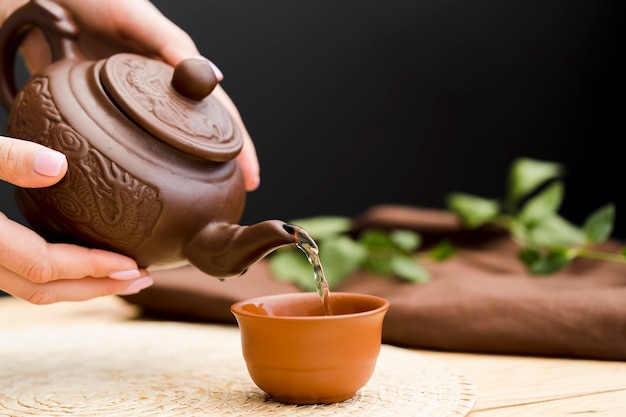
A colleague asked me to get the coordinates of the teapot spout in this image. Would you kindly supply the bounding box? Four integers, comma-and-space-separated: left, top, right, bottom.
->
184, 220, 298, 278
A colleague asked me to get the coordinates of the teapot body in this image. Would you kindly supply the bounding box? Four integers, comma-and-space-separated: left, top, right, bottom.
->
0, 0, 299, 278
8, 57, 246, 269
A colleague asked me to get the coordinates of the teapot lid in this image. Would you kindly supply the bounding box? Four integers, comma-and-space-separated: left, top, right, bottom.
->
100, 54, 243, 162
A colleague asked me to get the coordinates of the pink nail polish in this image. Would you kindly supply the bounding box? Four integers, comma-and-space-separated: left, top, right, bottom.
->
208, 60, 224, 81
191, 55, 224, 81
109, 269, 141, 280
33, 150, 66, 177
248, 175, 261, 191
117, 276, 154, 295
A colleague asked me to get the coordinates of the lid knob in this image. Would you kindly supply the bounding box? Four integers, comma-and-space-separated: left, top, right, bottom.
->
171, 58, 218, 101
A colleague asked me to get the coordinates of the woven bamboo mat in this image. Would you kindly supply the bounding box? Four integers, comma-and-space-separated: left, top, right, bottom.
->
0, 321, 476, 416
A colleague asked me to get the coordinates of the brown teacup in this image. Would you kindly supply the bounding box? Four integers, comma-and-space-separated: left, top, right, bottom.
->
230, 292, 389, 405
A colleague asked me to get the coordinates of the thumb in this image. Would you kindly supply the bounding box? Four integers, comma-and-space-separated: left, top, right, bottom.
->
0, 136, 67, 188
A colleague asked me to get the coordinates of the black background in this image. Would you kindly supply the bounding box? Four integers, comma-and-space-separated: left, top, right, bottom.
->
1, 0, 623, 238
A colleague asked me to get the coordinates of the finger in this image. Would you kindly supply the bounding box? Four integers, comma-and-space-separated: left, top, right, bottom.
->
0, 212, 141, 283
0, 0, 27, 21
212, 86, 261, 191
104, 0, 200, 66
15, 0, 198, 70
238, 134, 261, 192
0, 267, 154, 304
17, 27, 51, 73
0, 136, 67, 187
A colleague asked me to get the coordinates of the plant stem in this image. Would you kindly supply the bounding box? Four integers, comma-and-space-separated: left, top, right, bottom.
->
576, 248, 626, 264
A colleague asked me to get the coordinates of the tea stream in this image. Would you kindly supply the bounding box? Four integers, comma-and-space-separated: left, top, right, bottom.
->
285, 224, 333, 316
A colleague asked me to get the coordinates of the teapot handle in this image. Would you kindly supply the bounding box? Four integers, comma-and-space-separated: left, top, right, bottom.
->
0, 0, 81, 111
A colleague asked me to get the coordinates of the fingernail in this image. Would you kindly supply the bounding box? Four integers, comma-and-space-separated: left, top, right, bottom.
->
109, 269, 141, 280
193, 55, 224, 81
117, 276, 154, 295
247, 175, 260, 191
208, 61, 224, 81
33, 149, 66, 177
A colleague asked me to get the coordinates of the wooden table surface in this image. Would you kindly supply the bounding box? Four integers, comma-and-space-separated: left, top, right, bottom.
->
1, 295, 624, 416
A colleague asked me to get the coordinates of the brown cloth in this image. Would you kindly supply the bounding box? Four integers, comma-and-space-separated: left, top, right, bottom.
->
122, 205, 626, 361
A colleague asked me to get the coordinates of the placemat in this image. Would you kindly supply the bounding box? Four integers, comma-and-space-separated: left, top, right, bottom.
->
0, 321, 476, 416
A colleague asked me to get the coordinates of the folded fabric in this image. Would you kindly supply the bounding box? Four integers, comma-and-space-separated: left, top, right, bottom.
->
121, 205, 626, 361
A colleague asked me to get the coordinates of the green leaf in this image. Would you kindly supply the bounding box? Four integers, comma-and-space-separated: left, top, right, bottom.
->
270, 235, 367, 291
269, 248, 317, 291
318, 236, 367, 287
359, 229, 397, 251
518, 247, 573, 274
583, 204, 615, 243
362, 256, 394, 275
429, 239, 456, 261
526, 214, 586, 248
359, 230, 397, 275
517, 181, 564, 226
390, 255, 430, 283
506, 158, 563, 211
359, 229, 429, 281
389, 229, 421, 252
509, 219, 531, 246
288, 216, 352, 240
446, 192, 500, 228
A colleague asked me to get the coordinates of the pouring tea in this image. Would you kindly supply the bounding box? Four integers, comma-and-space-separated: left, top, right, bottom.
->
0, 0, 306, 278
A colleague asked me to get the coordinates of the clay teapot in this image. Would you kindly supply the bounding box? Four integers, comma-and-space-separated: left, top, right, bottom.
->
0, 0, 299, 277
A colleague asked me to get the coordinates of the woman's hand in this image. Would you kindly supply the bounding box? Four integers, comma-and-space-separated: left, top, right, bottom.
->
0, 136, 154, 304
0, 0, 263, 303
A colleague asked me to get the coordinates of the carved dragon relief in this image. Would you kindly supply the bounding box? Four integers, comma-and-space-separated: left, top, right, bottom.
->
8, 76, 162, 249
122, 56, 236, 143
